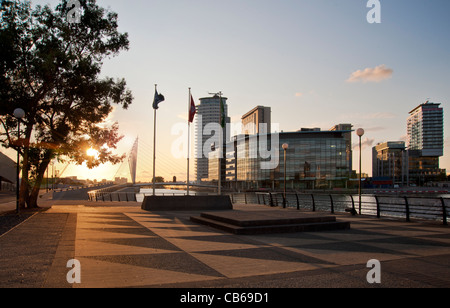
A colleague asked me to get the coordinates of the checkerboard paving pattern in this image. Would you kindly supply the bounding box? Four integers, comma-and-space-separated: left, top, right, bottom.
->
49, 205, 450, 288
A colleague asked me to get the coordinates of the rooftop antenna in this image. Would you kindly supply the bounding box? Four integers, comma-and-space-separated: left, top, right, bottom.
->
208, 91, 223, 97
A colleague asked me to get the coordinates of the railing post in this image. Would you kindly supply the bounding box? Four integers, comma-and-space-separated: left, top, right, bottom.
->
404, 196, 410, 222
311, 194, 316, 212
375, 195, 380, 218
329, 194, 334, 214
350, 195, 356, 216
359, 194, 362, 215
283, 194, 286, 209
440, 197, 448, 226
269, 193, 274, 207
295, 193, 300, 210
244, 193, 247, 204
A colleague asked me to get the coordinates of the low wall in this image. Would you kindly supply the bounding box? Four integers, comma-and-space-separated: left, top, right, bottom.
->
141, 195, 233, 211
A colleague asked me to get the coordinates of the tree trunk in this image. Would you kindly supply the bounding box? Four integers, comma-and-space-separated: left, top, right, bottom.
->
19, 148, 30, 210
28, 152, 52, 209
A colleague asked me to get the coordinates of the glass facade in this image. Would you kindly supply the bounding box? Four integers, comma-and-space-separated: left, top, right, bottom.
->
232, 131, 351, 190
372, 142, 408, 185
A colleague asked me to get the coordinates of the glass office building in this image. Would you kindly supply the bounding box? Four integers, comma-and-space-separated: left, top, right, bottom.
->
230, 129, 352, 190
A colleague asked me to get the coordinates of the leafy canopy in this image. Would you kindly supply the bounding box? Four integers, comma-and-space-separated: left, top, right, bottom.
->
0, 0, 133, 169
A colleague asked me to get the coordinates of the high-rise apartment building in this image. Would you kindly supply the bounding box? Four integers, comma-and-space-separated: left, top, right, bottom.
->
241, 106, 271, 135
406, 101, 445, 184
195, 94, 230, 182
407, 101, 444, 157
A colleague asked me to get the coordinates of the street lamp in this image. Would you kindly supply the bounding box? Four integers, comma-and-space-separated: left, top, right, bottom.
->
356, 128, 365, 215
282, 143, 289, 208
13, 108, 25, 214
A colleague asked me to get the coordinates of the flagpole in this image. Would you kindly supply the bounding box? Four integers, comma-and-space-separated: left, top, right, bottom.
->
152, 84, 157, 196
187, 88, 191, 196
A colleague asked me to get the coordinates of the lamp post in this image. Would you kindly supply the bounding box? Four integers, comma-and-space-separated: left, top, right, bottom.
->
13, 108, 25, 214
282, 143, 289, 208
356, 128, 365, 215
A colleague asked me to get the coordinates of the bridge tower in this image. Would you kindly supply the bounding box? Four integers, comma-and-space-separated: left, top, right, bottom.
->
128, 137, 138, 184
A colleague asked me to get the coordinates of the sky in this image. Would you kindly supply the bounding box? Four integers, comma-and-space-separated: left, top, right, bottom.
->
4, 0, 450, 182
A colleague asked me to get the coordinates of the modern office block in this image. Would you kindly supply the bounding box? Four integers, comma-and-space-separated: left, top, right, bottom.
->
241, 106, 271, 135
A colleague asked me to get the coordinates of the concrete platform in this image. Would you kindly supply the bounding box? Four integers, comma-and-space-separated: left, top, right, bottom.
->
142, 195, 233, 211
190, 210, 351, 235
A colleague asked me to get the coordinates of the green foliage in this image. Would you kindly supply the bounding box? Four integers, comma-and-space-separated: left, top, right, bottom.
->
0, 0, 133, 207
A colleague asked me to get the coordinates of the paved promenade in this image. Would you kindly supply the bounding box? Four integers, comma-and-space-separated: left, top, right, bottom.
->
0, 201, 449, 289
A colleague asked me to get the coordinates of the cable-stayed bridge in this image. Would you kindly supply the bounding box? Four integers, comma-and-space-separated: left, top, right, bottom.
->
113, 137, 212, 188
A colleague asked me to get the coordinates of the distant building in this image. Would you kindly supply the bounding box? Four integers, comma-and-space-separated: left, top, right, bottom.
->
372, 100, 446, 187
407, 101, 444, 156
115, 177, 128, 185
0, 152, 16, 191
241, 106, 271, 135
372, 141, 408, 186
406, 101, 445, 185
209, 125, 353, 190
330, 124, 353, 178
195, 94, 230, 183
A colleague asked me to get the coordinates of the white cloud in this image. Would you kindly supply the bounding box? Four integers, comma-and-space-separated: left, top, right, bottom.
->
346, 64, 393, 83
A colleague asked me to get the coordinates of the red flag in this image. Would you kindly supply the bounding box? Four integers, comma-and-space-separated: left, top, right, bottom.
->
189, 94, 196, 123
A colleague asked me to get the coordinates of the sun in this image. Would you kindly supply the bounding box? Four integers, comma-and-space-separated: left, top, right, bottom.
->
86, 148, 99, 158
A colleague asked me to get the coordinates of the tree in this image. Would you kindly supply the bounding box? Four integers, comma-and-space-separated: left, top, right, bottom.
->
152, 177, 165, 183
0, 0, 133, 209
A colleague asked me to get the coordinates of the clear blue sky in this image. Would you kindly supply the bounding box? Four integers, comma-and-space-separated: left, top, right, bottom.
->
16, 0, 450, 181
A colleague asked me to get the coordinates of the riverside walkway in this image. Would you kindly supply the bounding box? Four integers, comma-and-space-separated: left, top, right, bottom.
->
0, 199, 449, 289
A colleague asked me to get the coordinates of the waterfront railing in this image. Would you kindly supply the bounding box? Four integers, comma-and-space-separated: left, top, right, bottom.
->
229, 192, 449, 226
86, 187, 449, 225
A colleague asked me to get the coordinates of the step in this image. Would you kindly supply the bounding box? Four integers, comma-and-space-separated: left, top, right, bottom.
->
190, 215, 351, 235
200, 210, 337, 227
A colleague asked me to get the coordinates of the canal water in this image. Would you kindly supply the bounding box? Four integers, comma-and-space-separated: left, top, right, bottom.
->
136, 188, 190, 202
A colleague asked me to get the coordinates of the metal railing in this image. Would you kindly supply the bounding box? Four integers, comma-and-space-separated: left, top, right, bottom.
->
86, 188, 449, 225
87, 184, 136, 202
228, 192, 449, 226
88, 191, 138, 202
87, 188, 205, 202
